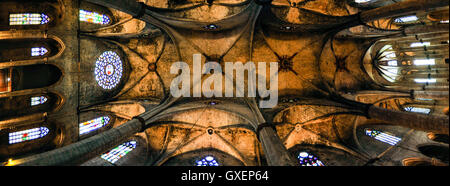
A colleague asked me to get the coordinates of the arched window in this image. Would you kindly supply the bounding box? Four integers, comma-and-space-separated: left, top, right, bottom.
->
394, 15, 419, 24
414, 59, 435, 66
376, 45, 400, 82
9, 13, 50, 25
79, 116, 111, 135
410, 42, 430, 47
31, 47, 49, 57
9, 127, 50, 144
404, 107, 431, 114
354, 0, 371, 3
30, 96, 48, 106
94, 51, 123, 90
365, 129, 401, 145
196, 156, 219, 166
414, 78, 437, 83
79, 10, 111, 25
297, 151, 325, 166
101, 140, 137, 164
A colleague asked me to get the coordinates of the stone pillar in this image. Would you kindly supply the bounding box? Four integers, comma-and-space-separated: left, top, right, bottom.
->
247, 99, 297, 166
367, 105, 449, 135
360, 0, 449, 23
258, 127, 298, 166
8, 97, 177, 166
7, 119, 142, 166
414, 91, 449, 100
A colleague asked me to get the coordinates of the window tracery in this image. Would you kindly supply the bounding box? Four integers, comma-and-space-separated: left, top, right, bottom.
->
196, 156, 219, 166
365, 129, 402, 145
79, 116, 111, 135
101, 140, 137, 164
297, 151, 325, 166
94, 51, 123, 90
9, 127, 50, 144
79, 10, 111, 25
9, 13, 50, 25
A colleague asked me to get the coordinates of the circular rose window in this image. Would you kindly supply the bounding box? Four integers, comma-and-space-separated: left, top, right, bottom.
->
94, 51, 123, 89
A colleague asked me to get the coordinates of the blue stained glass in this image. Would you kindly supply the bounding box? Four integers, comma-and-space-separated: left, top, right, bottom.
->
297, 151, 325, 166
196, 156, 219, 166
394, 15, 419, 23
9, 127, 50, 144
31, 96, 48, 106
94, 51, 123, 90
79, 116, 111, 135
404, 107, 431, 114
31, 47, 48, 57
101, 140, 137, 164
365, 129, 402, 146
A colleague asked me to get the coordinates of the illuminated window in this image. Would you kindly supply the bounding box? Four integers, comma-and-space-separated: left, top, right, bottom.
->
365, 129, 401, 146
9, 127, 50, 144
79, 10, 111, 25
394, 15, 419, 23
196, 156, 219, 166
297, 151, 325, 166
355, 0, 371, 3
410, 42, 430, 47
79, 116, 111, 135
387, 60, 398, 66
440, 20, 449, 23
414, 59, 435, 66
9, 13, 50, 25
377, 45, 400, 82
414, 78, 436, 83
31, 96, 48, 106
416, 98, 433, 101
94, 51, 123, 90
31, 47, 49, 57
101, 140, 137, 164
404, 107, 431, 114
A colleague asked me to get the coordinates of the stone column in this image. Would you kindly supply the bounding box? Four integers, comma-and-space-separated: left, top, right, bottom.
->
247, 99, 298, 166
360, 0, 449, 23
8, 97, 177, 166
414, 91, 449, 100
258, 127, 298, 166
367, 105, 449, 135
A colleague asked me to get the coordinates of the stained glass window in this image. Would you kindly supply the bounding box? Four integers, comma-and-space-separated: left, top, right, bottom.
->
297, 151, 325, 166
79, 116, 111, 135
355, 0, 371, 3
404, 107, 431, 114
101, 140, 137, 164
414, 78, 437, 83
94, 51, 123, 90
79, 10, 111, 25
365, 129, 402, 145
410, 42, 430, 47
9, 13, 50, 25
31, 47, 49, 57
394, 15, 419, 23
9, 127, 50, 144
377, 45, 400, 83
31, 96, 48, 106
416, 98, 433, 101
414, 59, 435, 66
387, 60, 398, 66
196, 156, 219, 166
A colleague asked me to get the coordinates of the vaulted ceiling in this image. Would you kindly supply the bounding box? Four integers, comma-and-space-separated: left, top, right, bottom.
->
0, 0, 448, 166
